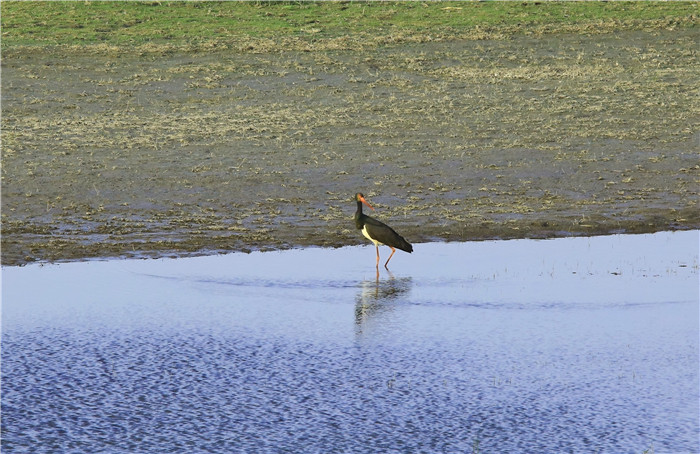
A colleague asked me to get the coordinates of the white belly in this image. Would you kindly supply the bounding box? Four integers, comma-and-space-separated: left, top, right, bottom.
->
362, 225, 382, 246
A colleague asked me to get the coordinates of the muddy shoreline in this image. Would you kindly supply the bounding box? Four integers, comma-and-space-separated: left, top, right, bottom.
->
2, 29, 698, 266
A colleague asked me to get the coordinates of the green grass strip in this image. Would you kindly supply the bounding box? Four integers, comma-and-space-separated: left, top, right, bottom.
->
2, 1, 697, 53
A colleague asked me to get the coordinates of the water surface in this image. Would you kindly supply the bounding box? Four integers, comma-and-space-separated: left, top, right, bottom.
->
2, 231, 698, 453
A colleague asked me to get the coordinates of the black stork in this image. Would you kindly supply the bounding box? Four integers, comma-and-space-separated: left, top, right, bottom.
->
354, 193, 413, 269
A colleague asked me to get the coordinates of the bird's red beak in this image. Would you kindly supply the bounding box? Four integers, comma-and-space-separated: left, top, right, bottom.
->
359, 195, 375, 210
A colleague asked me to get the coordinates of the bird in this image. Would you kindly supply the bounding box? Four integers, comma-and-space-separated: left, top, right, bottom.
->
354, 193, 413, 269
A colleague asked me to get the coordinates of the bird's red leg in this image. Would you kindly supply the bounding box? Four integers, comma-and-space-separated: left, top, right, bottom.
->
384, 247, 396, 269
375, 245, 380, 269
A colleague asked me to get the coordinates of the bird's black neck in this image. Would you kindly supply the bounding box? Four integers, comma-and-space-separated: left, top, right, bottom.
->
354, 201, 366, 229
356, 200, 364, 216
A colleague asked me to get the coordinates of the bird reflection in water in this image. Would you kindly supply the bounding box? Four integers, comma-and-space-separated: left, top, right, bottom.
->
355, 271, 412, 335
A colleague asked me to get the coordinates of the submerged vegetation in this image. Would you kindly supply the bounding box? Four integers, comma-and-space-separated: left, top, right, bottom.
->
1, 2, 698, 265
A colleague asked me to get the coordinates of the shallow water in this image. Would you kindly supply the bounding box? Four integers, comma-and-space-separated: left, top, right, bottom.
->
2, 231, 698, 453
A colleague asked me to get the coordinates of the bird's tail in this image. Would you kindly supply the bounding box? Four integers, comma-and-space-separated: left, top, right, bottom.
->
397, 236, 413, 253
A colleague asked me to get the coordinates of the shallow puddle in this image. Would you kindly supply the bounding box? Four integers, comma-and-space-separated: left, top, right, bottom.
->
2, 231, 698, 452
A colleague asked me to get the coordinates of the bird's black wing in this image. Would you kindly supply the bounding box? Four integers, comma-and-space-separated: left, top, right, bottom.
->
364, 216, 413, 253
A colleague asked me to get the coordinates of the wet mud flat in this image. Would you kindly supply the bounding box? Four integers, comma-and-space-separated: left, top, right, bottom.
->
2, 231, 698, 452
2, 29, 699, 265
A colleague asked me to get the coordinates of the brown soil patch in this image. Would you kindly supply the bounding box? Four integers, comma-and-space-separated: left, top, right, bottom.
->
2, 30, 698, 265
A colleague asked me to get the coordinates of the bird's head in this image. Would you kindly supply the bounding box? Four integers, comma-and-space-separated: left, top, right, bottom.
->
355, 193, 374, 210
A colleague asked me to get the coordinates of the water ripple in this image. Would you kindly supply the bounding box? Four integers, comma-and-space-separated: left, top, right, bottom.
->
3, 232, 698, 453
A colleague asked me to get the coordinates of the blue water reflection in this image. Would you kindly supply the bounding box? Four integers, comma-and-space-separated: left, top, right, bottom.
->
355, 273, 413, 336
2, 232, 698, 453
